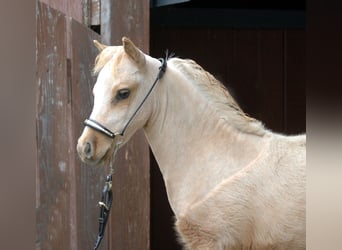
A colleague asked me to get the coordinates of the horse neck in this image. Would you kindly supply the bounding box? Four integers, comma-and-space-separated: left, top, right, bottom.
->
143, 61, 270, 214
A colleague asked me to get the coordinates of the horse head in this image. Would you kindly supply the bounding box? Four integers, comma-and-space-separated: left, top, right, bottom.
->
77, 37, 158, 165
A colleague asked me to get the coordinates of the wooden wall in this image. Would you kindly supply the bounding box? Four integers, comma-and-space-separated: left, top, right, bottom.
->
101, 0, 151, 249
38, 0, 83, 24
36, 2, 104, 249
38, 0, 100, 25
36, 0, 150, 249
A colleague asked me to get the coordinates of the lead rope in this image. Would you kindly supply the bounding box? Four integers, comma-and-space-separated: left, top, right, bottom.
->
93, 141, 121, 250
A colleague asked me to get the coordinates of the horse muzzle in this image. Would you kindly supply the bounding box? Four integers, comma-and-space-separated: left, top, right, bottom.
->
77, 129, 112, 166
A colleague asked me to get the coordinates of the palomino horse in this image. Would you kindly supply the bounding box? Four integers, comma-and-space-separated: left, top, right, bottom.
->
77, 37, 306, 250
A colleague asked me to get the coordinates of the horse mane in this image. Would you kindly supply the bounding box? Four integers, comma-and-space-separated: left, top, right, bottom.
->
170, 58, 266, 136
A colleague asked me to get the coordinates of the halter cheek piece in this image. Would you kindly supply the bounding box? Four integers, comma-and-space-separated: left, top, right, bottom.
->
84, 58, 167, 250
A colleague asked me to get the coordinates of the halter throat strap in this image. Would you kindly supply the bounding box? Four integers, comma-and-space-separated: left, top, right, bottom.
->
84, 58, 167, 139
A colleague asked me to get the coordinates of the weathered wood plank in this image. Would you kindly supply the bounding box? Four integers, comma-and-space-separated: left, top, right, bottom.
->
101, 0, 151, 249
91, 0, 101, 26
37, 2, 104, 249
36, 2, 72, 249
101, 0, 149, 50
70, 18, 106, 250
39, 0, 83, 24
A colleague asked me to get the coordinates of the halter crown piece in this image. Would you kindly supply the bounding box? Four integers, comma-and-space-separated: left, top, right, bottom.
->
88, 58, 167, 250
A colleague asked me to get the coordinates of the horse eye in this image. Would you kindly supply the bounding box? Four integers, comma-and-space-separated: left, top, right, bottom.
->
116, 88, 130, 100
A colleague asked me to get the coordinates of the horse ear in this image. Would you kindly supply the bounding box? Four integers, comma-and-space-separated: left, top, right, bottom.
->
122, 37, 146, 67
93, 40, 107, 52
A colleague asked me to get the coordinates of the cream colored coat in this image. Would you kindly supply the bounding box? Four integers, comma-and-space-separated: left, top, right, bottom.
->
77, 38, 306, 250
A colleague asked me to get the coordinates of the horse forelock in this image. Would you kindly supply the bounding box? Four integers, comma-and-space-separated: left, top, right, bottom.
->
170, 58, 265, 136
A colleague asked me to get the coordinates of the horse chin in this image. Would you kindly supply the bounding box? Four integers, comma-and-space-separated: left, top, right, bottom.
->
98, 147, 113, 166
96, 139, 119, 166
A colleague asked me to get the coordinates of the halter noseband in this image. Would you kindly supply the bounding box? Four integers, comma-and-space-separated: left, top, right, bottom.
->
84, 58, 167, 139
84, 119, 116, 138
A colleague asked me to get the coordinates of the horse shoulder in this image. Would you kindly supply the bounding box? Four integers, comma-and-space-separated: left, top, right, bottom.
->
175, 137, 306, 249
175, 171, 257, 249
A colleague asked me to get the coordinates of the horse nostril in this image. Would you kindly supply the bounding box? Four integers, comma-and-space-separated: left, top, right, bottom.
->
84, 142, 92, 158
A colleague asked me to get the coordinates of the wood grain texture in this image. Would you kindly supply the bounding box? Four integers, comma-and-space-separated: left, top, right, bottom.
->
70, 19, 106, 250
101, 0, 149, 50
101, 0, 151, 249
37, 2, 105, 249
91, 0, 100, 25
36, 3, 71, 249
39, 0, 83, 24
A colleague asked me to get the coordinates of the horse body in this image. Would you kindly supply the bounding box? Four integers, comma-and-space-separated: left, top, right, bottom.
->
77, 38, 306, 249
175, 134, 305, 250
144, 59, 306, 249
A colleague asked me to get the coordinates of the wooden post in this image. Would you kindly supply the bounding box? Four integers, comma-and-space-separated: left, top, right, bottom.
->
101, 0, 149, 49
36, 4, 72, 249
37, 2, 105, 249
101, 0, 151, 249
37, 0, 150, 249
